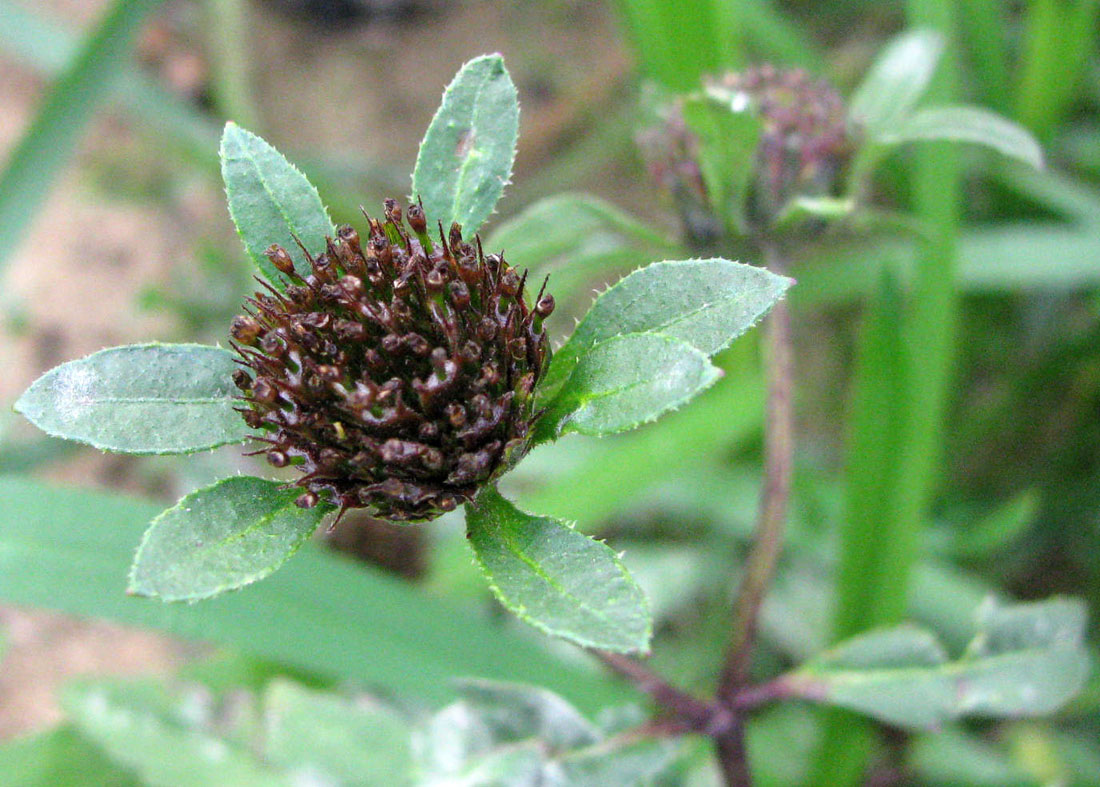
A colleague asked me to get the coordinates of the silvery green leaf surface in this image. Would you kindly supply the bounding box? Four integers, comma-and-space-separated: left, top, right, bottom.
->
263, 679, 413, 786
415, 679, 675, 786
220, 122, 334, 284
63, 682, 284, 787
556, 738, 679, 786
541, 259, 790, 401
538, 333, 722, 441
412, 54, 518, 236
882, 105, 1044, 169
455, 680, 601, 752
14, 343, 250, 454
786, 598, 1089, 729
850, 29, 945, 138
465, 488, 651, 653
128, 476, 326, 602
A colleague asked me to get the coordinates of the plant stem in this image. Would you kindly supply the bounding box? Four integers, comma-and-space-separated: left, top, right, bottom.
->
715, 720, 753, 787
595, 243, 795, 787
718, 241, 794, 701
593, 651, 716, 731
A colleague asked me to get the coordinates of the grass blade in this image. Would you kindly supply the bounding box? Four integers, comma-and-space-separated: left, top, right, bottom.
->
0, 0, 165, 278
0, 477, 626, 713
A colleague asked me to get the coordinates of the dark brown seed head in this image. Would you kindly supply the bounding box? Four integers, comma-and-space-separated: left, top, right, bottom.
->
231, 199, 553, 521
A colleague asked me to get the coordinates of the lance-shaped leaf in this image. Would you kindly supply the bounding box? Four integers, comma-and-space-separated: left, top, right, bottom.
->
412, 54, 518, 236
880, 106, 1044, 169
14, 343, 251, 454
541, 258, 790, 401
220, 122, 334, 284
129, 476, 327, 602
465, 488, 651, 653
850, 29, 945, 138
780, 598, 1089, 729
538, 333, 721, 441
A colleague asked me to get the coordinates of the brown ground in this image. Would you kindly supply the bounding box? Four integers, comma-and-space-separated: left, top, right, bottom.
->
0, 0, 637, 740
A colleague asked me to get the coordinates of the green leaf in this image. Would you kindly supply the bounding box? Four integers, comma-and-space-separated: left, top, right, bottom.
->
128, 476, 326, 602
538, 333, 722, 441
948, 490, 1040, 558
557, 738, 678, 786
220, 122, 334, 284
14, 343, 251, 454
63, 682, 284, 787
882, 105, 1044, 168
807, 626, 948, 672
263, 679, 413, 785
0, 477, 626, 713
465, 488, 651, 653
850, 29, 945, 138
786, 598, 1090, 729
908, 727, 1036, 787
412, 54, 518, 236
541, 259, 790, 401
0, 725, 140, 787
682, 88, 763, 235
455, 680, 600, 751
775, 196, 857, 231
416, 679, 676, 784
484, 192, 677, 285
0, 0, 165, 278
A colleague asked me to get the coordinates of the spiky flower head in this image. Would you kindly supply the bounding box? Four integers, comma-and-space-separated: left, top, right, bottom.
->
710, 66, 851, 226
641, 65, 853, 239
230, 199, 554, 522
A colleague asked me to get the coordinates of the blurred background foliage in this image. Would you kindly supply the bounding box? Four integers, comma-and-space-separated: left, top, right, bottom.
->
0, 0, 1098, 784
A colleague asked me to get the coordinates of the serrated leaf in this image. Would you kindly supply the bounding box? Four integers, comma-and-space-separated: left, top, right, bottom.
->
850, 29, 945, 138
541, 259, 790, 401
14, 343, 251, 454
538, 333, 722, 441
220, 122, 334, 285
129, 476, 326, 602
881, 106, 1044, 169
785, 598, 1090, 729
263, 679, 412, 786
412, 54, 518, 236
465, 488, 651, 653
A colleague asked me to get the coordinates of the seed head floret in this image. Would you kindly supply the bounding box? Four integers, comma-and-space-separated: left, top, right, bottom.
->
230, 199, 554, 521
